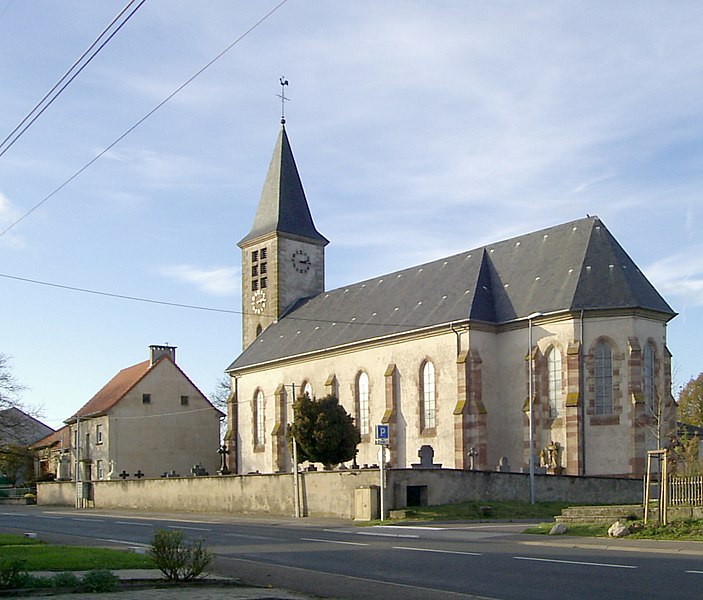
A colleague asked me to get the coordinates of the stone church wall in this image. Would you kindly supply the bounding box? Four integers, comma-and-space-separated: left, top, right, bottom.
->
38, 468, 641, 518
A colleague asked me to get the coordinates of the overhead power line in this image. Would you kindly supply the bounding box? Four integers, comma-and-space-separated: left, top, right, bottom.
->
0, 0, 290, 239
0, 0, 146, 158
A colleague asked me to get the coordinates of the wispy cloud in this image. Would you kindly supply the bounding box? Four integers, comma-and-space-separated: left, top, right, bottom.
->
646, 250, 703, 306
157, 264, 238, 297
0, 192, 26, 250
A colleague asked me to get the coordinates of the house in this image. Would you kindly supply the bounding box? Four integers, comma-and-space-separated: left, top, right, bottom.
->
31, 425, 70, 481
0, 407, 54, 484
65, 345, 224, 482
225, 123, 677, 479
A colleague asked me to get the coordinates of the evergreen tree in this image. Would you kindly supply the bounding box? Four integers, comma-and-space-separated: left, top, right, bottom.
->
288, 394, 360, 469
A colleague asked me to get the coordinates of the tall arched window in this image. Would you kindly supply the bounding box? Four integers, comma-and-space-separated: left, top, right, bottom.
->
421, 361, 436, 430
254, 389, 265, 446
357, 372, 370, 436
594, 341, 613, 415
643, 342, 656, 415
302, 381, 313, 399
547, 347, 562, 418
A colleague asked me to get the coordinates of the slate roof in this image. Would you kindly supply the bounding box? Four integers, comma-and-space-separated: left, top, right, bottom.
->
229, 216, 675, 372
0, 408, 54, 446
239, 124, 328, 247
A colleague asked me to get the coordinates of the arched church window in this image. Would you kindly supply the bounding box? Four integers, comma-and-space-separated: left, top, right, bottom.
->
643, 342, 656, 415
357, 372, 370, 436
547, 347, 562, 418
594, 341, 613, 415
254, 389, 265, 447
421, 360, 436, 430
256, 324, 263, 338
302, 381, 313, 399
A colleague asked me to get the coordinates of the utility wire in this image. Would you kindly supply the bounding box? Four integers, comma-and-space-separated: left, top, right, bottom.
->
0, 0, 146, 158
0, 271, 414, 329
0, 0, 289, 239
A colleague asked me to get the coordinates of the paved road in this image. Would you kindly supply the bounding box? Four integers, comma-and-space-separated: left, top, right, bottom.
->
3, 506, 703, 599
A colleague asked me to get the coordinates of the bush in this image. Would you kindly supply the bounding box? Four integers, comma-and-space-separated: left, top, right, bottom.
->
0, 558, 29, 589
51, 571, 80, 590
80, 569, 118, 592
150, 529, 212, 581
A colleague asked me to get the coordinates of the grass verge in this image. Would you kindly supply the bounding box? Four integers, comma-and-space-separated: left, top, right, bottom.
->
0, 535, 154, 571
524, 519, 703, 541
367, 500, 575, 524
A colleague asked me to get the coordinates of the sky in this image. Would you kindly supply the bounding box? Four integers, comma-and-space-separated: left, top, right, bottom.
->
1, 1, 703, 431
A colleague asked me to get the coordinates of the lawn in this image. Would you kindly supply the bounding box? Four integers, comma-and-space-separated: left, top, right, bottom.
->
0, 535, 154, 571
524, 519, 703, 541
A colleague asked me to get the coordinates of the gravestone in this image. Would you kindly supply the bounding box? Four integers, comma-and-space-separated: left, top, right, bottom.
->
411, 445, 442, 469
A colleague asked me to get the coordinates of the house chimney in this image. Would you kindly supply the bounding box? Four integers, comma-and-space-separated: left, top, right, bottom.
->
149, 344, 176, 366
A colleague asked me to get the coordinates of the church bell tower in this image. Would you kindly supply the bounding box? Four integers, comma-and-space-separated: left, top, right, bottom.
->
238, 120, 328, 349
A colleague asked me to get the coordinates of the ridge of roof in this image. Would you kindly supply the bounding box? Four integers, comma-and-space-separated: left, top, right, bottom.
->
239, 124, 328, 246
228, 216, 675, 371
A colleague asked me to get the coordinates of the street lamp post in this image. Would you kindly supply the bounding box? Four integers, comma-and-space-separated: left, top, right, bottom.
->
527, 311, 543, 505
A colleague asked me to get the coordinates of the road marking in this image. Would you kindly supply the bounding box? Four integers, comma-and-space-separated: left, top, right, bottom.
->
167, 525, 211, 531
302, 538, 368, 546
356, 531, 419, 539
394, 546, 482, 556
115, 521, 151, 527
224, 533, 277, 541
686, 570, 703, 574
97, 538, 150, 547
374, 525, 446, 531
514, 556, 637, 569
71, 518, 104, 522
36, 516, 62, 520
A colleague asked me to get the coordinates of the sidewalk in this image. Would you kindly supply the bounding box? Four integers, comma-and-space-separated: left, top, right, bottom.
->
520, 534, 703, 556
28, 570, 312, 599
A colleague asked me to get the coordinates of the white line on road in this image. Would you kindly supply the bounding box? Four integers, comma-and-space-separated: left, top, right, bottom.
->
167, 525, 211, 531
302, 538, 369, 546
71, 518, 104, 522
115, 521, 151, 527
394, 546, 482, 556
356, 531, 419, 539
373, 525, 446, 531
97, 538, 150, 547
686, 570, 703, 574
224, 532, 277, 540
36, 516, 62, 520
514, 556, 637, 569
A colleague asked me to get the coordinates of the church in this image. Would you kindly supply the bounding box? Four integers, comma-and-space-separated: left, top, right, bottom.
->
225, 122, 677, 479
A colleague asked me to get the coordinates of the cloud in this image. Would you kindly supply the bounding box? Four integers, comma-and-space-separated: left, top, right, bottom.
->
0, 192, 26, 250
646, 250, 703, 306
158, 264, 238, 296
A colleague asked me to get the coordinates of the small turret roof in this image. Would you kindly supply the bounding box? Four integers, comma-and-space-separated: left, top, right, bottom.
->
239, 124, 328, 247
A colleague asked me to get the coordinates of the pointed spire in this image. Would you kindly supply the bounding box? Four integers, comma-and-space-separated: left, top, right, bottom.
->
239, 124, 328, 247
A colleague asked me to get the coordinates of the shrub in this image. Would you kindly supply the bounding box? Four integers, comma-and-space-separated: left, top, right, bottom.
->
80, 569, 119, 592
150, 529, 212, 581
0, 558, 29, 589
51, 571, 80, 590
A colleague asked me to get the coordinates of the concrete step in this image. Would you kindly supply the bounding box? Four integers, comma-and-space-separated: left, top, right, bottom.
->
555, 504, 643, 524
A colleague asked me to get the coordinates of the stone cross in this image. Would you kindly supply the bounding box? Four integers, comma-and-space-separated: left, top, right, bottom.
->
118, 470, 129, 480
133, 470, 144, 479
218, 444, 230, 475
468, 446, 478, 470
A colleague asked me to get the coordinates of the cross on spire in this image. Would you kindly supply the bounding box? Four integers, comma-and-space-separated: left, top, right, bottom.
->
277, 76, 289, 124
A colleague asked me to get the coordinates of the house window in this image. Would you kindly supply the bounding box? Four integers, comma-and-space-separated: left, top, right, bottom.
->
254, 389, 265, 447
357, 372, 370, 436
96, 424, 103, 444
594, 341, 613, 415
643, 342, 656, 415
421, 361, 436, 430
142, 393, 151, 404
547, 347, 562, 418
181, 395, 189, 406
97, 460, 104, 480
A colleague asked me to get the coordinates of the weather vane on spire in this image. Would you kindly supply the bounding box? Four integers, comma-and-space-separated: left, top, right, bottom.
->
277, 76, 289, 124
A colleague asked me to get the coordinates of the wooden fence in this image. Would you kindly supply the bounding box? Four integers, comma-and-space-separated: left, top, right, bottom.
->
668, 476, 703, 506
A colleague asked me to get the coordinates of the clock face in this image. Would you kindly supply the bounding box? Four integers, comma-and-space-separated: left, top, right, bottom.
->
251, 290, 266, 314
291, 249, 311, 273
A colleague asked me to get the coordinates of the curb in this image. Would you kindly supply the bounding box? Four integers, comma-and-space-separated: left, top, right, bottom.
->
520, 539, 703, 557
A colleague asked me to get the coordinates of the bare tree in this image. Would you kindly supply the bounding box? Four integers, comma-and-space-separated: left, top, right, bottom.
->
209, 376, 231, 440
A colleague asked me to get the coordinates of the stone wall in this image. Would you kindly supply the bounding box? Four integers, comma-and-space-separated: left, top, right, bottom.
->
38, 468, 642, 518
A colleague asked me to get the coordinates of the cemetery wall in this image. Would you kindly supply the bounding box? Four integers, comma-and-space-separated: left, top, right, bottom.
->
37, 468, 642, 518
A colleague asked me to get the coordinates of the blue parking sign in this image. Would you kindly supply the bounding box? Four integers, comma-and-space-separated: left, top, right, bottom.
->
375, 424, 389, 445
